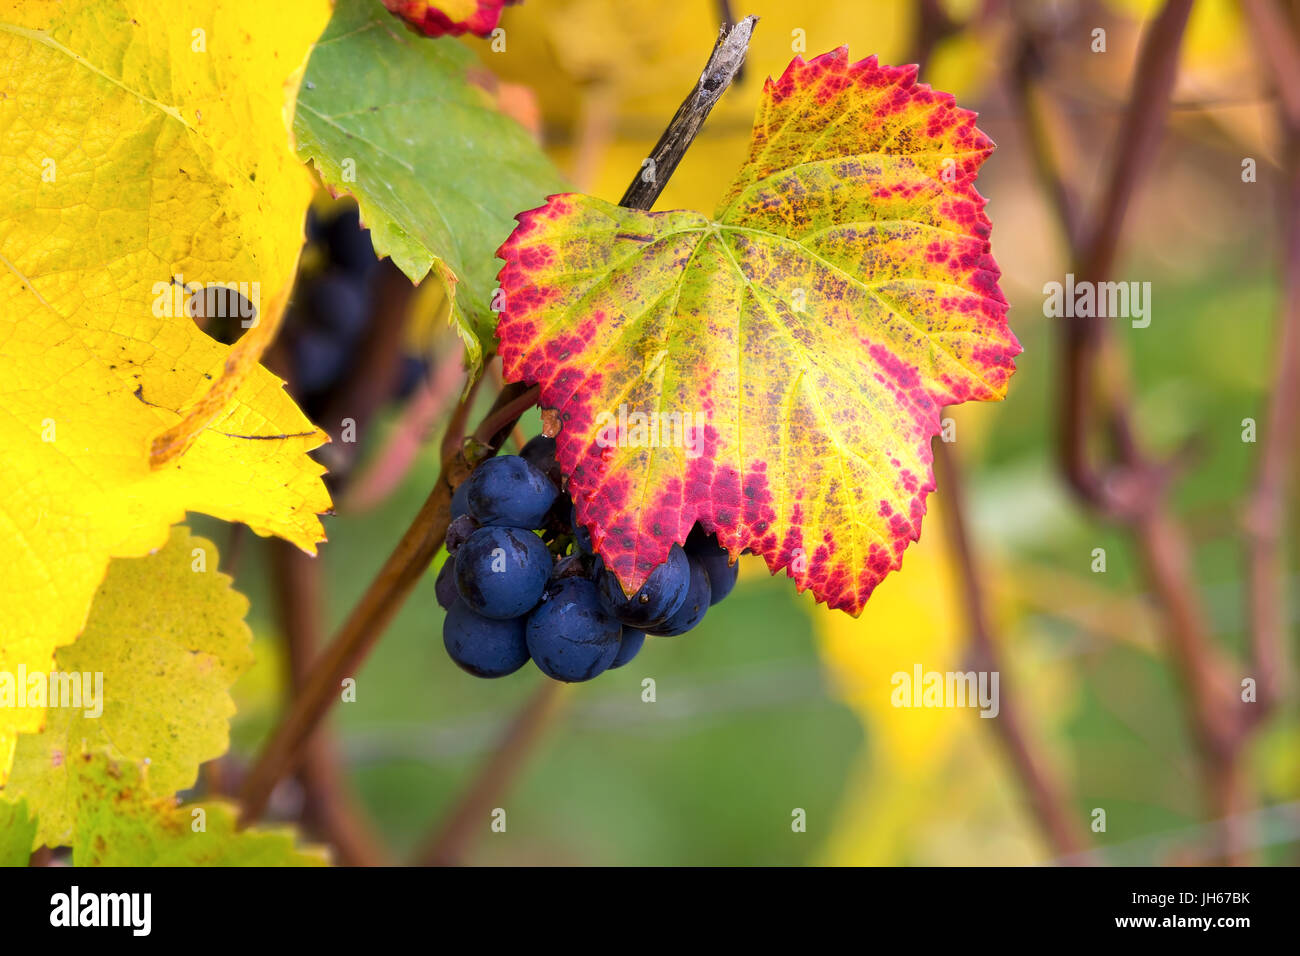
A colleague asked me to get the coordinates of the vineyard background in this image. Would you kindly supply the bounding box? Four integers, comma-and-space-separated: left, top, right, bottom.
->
168, 0, 1300, 866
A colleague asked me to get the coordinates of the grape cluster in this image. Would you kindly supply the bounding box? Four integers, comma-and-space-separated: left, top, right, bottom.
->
287, 205, 427, 415
437, 436, 739, 682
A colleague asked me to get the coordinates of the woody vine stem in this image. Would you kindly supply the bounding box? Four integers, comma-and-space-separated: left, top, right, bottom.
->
237, 14, 761, 836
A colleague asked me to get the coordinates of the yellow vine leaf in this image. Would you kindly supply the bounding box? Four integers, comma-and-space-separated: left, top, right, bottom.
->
4, 527, 254, 849
0, 0, 331, 781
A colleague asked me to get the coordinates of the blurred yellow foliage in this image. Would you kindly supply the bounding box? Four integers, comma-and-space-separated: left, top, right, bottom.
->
484, 0, 996, 204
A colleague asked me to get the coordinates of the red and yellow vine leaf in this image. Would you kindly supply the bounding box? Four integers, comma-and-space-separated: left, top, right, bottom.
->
496, 50, 1019, 615
383, 0, 510, 37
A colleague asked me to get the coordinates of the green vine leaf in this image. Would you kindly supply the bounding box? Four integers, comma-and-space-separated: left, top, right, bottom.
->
3, 527, 254, 849
0, 800, 35, 866
496, 50, 1019, 614
295, 0, 566, 368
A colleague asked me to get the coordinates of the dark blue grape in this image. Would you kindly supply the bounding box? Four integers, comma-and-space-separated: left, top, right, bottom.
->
573, 522, 594, 556
325, 207, 379, 278
443, 599, 530, 678
444, 514, 478, 554
519, 434, 561, 487
306, 207, 327, 243
455, 526, 551, 620
465, 455, 557, 529
547, 493, 574, 530
305, 273, 368, 339
395, 354, 428, 400
596, 544, 689, 628
450, 481, 471, 520
685, 529, 738, 605
526, 579, 622, 682
610, 627, 645, 669
646, 557, 710, 636
435, 556, 459, 610
292, 328, 350, 395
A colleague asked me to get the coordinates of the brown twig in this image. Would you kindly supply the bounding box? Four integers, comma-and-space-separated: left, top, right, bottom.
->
238, 382, 537, 826
935, 441, 1089, 858
619, 15, 757, 209
341, 341, 468, 514
1060, 0, 1194, 515
315, 259, 417, 484
413, 681, 570, 866
909, 0, 1087, 863
269, 540, 390, 865
408, 15, 762, 867
486, 358, 530, 452
1012, 0, 1271, 862
1240, 0, 1300, 722
910, 0, 961, 76
1242, 0, 1300, 129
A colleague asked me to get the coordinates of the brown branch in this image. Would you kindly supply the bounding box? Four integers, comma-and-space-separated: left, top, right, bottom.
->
238, 382, 537, 826
407, 15, 762, 867
1242, 0, 1300, 129
909, 0, 961, 77
1005, 27, 1082, 247
934, 442, 1089, 859
413, 681, 569, 866
315, 259, 417, 484
619, 15, 757, 209
1061, 0, 1194, 513
269, 540, 390, 865
486, 358, 530, 452
1012, 0, 1268, 862
1240, 8, 1300, 723
341, 342, 467, 514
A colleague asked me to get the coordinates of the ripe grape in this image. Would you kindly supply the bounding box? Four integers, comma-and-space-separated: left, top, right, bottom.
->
596, 544, 690, 628
292, 329, 351, 395
323, 206, 380, 278
465, 455, 557, 529
435, 556, 459, 610
306, 274, 369, 339
526, 579, 623, 682
395, 354, 428, 400
443, 599, 530, 678
444, 514, 478, 554
519, 433, 561, 487
573, 522, 594, 557
450, 480, 471, 520
610, 627, 645, 669
455, 526, 550, 619
647, 557, 711, 636
685, 528, 738, 605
